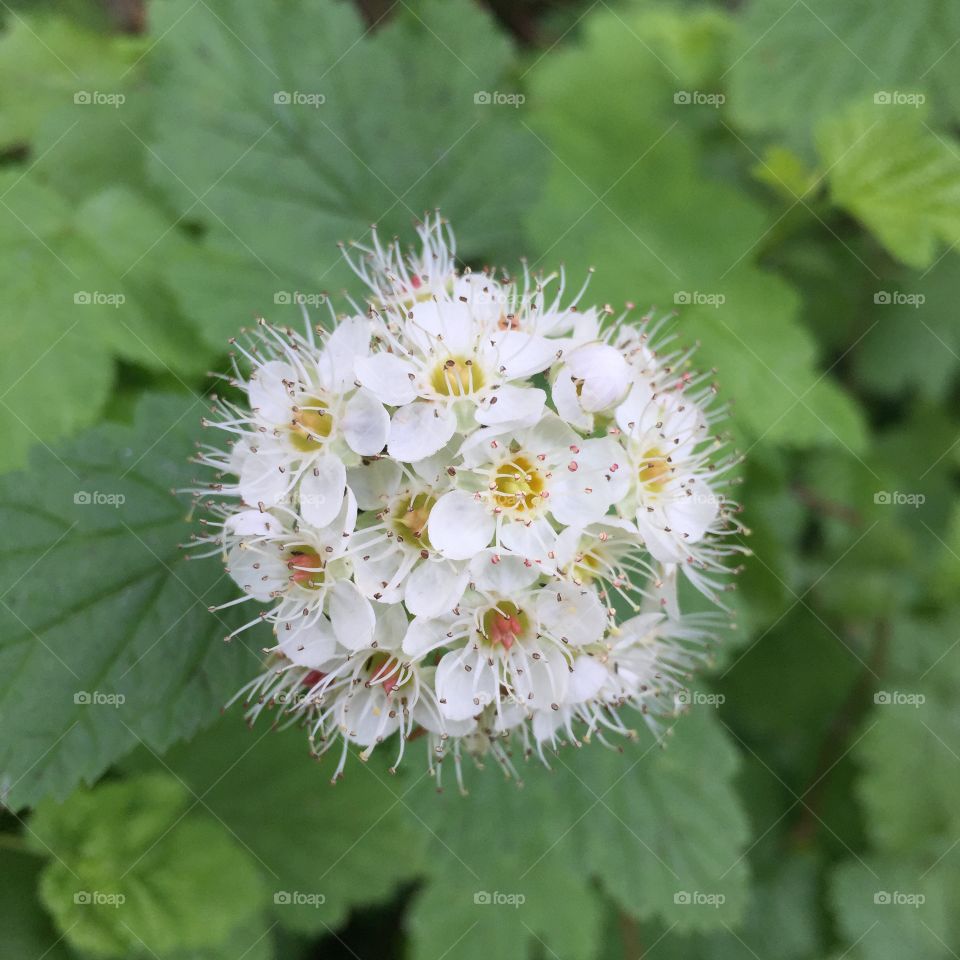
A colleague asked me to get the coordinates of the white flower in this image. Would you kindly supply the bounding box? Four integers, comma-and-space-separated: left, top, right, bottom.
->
552, 340, 632, 431
211, 318, 387, 528
355, 296, 561, 461
403, 555, 608, 723
426, 415, 629, 560
193, 214, 743, 787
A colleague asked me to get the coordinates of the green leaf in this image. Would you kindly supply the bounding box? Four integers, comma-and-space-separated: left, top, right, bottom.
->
406, 709, 750, 960
0, 848, 72, 960
830, 857, 951, 960
132, 712, 427, 935
856, 690, 960, 854
525, 6, 865, 450
727, 0, 960, 137
0, 175, 212, 471
29, 772, 265, 958
0, 13, 145, 148
818, 106, 960, 268
148, 0, 546, 314
0, 392, 260, 809
852, 255, 960, 401
579, 710, 751, 930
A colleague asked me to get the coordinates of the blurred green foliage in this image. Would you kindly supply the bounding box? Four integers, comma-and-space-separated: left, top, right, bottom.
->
1, 0, 959, 958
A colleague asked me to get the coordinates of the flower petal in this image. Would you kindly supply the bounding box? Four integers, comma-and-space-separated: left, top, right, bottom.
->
404, 560, 469, 618
327, 580, 376, 650
342, 387, 389, 455
436, 650, 497, 721
427, 490, 495, 560
537, 583, 607, 647
566, 343, 631, 412
388, 402, 457, 462
276, 616, 337, 667
299, 454, 346, 528
248, 360, 295, 423
355, 352, 419, 406
475, 384, 545, 427
488, 330, 560, 379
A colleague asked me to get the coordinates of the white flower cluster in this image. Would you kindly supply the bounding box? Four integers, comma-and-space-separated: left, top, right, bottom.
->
191, 215, 744, 788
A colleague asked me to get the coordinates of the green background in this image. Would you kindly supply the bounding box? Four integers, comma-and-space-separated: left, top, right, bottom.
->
1, 1, 959, 958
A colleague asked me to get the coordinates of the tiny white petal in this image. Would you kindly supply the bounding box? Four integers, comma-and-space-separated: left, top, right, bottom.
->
428, 491, 495, 560
388, 402, 457, 462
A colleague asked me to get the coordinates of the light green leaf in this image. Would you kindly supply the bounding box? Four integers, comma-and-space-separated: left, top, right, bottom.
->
0, 175, 212, 471
727, 0, 960, 136
0, 14, 145, 148
856, 690, 960, 854
135, 713, 427, 935
0, 393, 261, 809
29, 772, 265, 958
524, 7, 865, 450
830, 858, 951, 960
818, 106, 960, 268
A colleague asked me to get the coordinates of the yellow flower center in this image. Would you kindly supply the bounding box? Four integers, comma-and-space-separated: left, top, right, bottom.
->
429, 357, 483, 397
492, 455, 545, 513
637, 447, 670, 493
290, 396, 334, 451
391, 493, 436, 551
